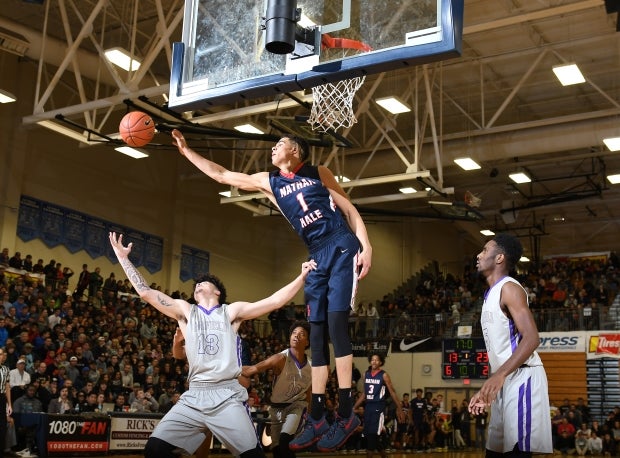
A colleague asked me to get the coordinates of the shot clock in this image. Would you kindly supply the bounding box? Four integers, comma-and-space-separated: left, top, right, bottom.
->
442, 338, 489, 379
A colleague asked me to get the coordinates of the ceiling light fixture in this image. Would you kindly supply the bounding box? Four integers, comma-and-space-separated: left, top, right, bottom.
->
480, 229, 495, 236
115, 146, 149, 159
509, 171, 531, 184
336, 176, 350, 183
428, 200, 452, 206
0, 89, 17, 103
603, 137, 620, 151
519, 256, 530, 262
234, 123, 265, 134
375, 96, 411, 114
37, 120, 99, 145
454, 157, 481, 170
104, 47, 141, 71
607, 174, 620, 184
0, 29, 30, 56
399, 187, 417, 194
552, 63, 585, 86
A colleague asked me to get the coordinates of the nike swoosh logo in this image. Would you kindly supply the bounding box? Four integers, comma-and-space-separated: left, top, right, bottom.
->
399, 337, 431, 352
340, 249, 348, 253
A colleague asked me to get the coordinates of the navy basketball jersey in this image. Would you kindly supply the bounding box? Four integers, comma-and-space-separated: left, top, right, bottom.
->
269, 164, 349, 247
363, 369, 387, 405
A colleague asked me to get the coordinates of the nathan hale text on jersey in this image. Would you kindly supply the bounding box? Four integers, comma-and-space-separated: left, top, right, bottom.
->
269, 165, 349, 247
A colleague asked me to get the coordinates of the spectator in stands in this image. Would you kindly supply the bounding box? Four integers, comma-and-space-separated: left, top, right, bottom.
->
602, 432, 615, 456
130, 388, 159, 413
1, 292, 11, 315
0, 317, 8, 348
12, 384, 43, 458
159, 390, 180, 414
102, 272, 117, 300
88, 267, 103, 298
74, 264, 89, 300
588, 430, 603, 455
61, 265, 74, 288
474, 411, 487, 450
451, 399, 467, 450
555, 428, 576, 455
31, 259, 44, 274
79, 391, 99, 412
66, 356, 80, 384
113, 393, 129, 412
8, 252, 23, 270
0, 248, 9, 266
591, 419, 603, 437
43, 259, 57, 289
366, 301, 379, 338
9, 358, 30, 400
0, 267, 7, 289
575, 429, 588, 456
356, 302, 367, 338
22, 254, 33, 272
48, 386, 73, 414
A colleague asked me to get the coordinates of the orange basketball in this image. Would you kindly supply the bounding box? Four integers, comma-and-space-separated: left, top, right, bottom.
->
119, 111, 155, 147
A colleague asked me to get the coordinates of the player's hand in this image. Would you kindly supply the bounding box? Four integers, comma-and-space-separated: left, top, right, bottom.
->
238, 374, 251, 388
475, 373, 505, 406
171, 129, 189, 155
357, 248, 372, 279
109, 232, 132, 258
300, 259, 317, 278
468, 393, 487, 415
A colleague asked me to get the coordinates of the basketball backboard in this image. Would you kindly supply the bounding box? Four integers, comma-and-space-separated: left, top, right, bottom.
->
168, 0, 463, 111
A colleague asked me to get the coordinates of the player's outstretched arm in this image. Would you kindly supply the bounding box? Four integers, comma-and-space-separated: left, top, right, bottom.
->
329, 190, 372, 279
109, 232, 188, 322
228, 260, 316, 324
242, 352, 286, 378
171, 129, 270, 192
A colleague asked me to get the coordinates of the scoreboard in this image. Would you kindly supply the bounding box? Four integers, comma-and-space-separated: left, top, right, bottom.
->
442, 338, 489, 379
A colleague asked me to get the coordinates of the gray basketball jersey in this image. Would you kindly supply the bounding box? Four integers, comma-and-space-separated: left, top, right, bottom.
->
481, 276, 542, 372
184, 303, 242, 384
269, 348, 312, 404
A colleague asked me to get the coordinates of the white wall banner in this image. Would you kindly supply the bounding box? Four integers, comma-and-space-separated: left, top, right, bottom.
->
537, 331, 586, 352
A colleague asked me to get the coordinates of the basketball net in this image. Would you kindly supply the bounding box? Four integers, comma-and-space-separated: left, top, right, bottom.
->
308, 76, 366, 132
307, 34, 370, 132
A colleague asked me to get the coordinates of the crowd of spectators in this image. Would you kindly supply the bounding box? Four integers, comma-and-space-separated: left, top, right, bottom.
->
1, 247, 620, 439
549, 397, 620, 456
349, 253, 620, 339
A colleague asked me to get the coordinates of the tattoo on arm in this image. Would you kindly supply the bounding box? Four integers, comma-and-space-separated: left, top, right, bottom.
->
119, 258, 150, 292
157, 294, 175, 307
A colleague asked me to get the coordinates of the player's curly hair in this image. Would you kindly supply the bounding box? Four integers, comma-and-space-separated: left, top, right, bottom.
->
286, 135, 310, 162
289, 320, 311, 348
493, 233, 523, 272
289, 320, 310, 337
367, 353, 385, 365
194, 273, 227, 305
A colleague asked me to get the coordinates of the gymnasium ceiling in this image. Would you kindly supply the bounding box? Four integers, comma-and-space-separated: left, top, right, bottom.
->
1, 0, 620, 261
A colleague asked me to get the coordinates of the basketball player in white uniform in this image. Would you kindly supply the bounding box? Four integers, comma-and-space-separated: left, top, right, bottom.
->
109, 232, 316, 458
242, 321, 312, 458
469, 233, 552, 458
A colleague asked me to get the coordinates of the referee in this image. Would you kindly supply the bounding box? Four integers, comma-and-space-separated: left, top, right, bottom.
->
0, 348, 12, 458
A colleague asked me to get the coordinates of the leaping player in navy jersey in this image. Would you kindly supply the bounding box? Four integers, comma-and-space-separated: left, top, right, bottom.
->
172, 130, 372, 452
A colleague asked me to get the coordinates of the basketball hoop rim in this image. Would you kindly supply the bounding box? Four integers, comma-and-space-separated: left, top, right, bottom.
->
321, 33, 372, 52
